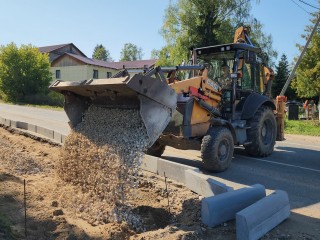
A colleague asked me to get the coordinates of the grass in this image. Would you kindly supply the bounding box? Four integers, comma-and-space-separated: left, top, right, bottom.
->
16, 103, 63, 111
0, 100, 63, 111
284, 119, 320, 136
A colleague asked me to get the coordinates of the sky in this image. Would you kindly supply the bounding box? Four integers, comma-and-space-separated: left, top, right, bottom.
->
0, 0, 318, 64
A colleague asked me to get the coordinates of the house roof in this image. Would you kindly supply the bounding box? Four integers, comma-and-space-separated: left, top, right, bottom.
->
65, 53, 119, 70
112, 59, 157, 69
39, 43, 86, 57
52, 53, 157, 70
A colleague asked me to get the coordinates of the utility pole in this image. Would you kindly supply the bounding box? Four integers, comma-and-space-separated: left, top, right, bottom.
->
280, 14, 320, 96
276, 14, 320, 140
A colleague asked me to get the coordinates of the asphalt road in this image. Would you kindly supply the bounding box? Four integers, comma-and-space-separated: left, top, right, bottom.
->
1, 103, 319, 219
0, 103, 70, 135
162, 137, 320, 215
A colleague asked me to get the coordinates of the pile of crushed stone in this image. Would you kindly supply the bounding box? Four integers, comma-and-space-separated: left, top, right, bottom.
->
58, 106, 151, 228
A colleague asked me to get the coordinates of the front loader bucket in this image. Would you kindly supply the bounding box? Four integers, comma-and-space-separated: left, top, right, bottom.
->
49, 73, 177, 145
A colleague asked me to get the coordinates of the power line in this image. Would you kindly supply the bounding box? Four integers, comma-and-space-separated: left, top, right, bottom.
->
298, 0, 320, 10
290, 0, 312, 14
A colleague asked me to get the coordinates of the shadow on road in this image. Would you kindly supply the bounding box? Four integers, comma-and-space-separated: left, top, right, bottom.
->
162, 155, 202, 169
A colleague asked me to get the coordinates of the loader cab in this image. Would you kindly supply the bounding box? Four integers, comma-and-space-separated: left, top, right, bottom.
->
194, 43, 270, 119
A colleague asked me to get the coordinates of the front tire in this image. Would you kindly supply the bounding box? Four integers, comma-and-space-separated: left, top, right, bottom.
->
201, 126, 234, 172
245, 106, 277, 157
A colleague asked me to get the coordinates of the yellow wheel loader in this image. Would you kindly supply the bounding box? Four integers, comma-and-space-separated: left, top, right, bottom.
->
50, 26, 283, 172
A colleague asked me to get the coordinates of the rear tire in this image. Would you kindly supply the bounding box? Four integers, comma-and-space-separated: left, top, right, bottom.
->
244, 106, 277, 157
146, 140, 165, 157
201, 126, 234, 172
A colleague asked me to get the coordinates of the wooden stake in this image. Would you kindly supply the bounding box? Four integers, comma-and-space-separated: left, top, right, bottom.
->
164, 172, 170, 213
24, 179, 27, 237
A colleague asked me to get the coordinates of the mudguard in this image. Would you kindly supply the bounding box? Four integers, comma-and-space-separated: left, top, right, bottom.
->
239, 92, 276, 120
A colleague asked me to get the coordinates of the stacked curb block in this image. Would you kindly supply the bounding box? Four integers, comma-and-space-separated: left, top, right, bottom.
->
0, 116, 291, 239
201, 184, 266, 227
236, 190, 291, 240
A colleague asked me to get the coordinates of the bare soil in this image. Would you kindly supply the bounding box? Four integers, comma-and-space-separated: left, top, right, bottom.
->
0, 126, 319, 240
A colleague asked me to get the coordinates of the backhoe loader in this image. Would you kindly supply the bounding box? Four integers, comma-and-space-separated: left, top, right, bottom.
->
50, 26, 283, 172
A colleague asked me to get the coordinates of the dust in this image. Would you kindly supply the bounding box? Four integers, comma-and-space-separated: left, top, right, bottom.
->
57, 106, 151, 228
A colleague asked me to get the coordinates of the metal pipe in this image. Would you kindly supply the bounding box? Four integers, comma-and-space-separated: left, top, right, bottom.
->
160, 65, 205, 72
197, 98, 221, 117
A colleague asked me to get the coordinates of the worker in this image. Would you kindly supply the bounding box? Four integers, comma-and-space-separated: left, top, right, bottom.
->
219, 63, 232, 88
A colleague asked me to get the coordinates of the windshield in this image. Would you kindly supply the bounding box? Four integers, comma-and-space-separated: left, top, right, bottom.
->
197, 51, 235, 88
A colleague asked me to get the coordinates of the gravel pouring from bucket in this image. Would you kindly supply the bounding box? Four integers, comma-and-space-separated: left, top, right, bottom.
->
49, 71, 178, 145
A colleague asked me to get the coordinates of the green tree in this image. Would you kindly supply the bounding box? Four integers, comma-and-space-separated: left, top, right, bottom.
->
249, 18, 278, 67
158, 0, 277, 67
158, 0, 250, 66
292, 15, 320, 100
120, 43, 143, 61
92, 44, 113, 62
150, 49, 160, 59
272, 54, 297, 99
0, 43, 52, 102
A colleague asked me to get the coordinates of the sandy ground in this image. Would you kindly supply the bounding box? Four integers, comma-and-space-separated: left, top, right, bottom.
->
0, 126, 319, 240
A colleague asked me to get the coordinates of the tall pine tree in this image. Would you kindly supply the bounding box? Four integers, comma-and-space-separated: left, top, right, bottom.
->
272, 54, 297, 100
92, 44, 113, 62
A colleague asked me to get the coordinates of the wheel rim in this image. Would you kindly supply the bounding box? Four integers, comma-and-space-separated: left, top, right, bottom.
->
261, 119, 273, 145
218, 139, 229, 161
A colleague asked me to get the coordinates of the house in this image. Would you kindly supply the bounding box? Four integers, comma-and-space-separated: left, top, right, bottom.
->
39, 43, 86, 62
39, 43, 156, 82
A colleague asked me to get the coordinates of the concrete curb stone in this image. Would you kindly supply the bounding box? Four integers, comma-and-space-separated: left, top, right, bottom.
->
201, 184, 266, 227
17, 121, 28, 130
141, 155, 159, 173
36, 126, 54, 139
185, 169, 233, 197
157, 157, 200, 184
236, 190, 290, 240
27, 123, 37, 133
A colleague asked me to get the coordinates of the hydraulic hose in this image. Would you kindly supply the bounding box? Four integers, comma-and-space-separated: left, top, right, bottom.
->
196, 98, 221, 118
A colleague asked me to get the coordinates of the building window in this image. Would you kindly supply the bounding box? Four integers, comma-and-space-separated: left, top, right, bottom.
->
93, 70, 99, 79
56, 70, 61, 79
106, 72, 112, 78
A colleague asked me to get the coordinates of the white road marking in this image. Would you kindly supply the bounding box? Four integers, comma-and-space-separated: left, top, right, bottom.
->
276, 141, 320, 150
237, 155, 320, 173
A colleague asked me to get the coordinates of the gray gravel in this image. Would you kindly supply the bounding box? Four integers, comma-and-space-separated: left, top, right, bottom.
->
58, 105, 151, 227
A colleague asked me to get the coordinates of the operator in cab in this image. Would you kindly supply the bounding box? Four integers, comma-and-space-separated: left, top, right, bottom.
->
219, 63, 232, 89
